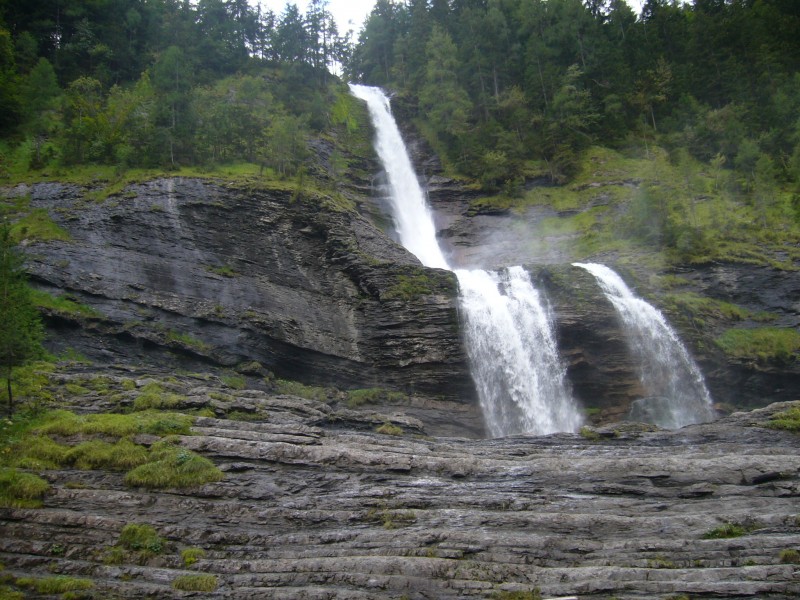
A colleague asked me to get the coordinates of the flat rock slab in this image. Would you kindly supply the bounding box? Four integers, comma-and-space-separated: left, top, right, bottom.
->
1, 374, 799, 599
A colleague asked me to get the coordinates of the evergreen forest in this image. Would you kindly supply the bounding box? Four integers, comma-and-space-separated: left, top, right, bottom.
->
0, 0, 799, 267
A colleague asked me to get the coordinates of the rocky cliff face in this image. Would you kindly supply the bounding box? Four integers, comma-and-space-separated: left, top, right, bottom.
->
11, 178, 474, 405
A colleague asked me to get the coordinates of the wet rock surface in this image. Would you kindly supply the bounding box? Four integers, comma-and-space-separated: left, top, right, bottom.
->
1, 368, 799, 599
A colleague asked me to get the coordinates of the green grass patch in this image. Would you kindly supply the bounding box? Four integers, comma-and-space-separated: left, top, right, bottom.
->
171, 574, 218, 592
579, 426, 602, 441
124, 441, 223, 489
715, 327, 800, 364
119, 523, 165, 554
663, 292, 750, 328
207, 265, 238, 277
779, 549, 800, 564
0, 585, 23, 600
766, 406, 800, 432
66, 439, 149, 471
490, 590, 542, 600
0, 361, 55, 409
29, 289, 100, 318
133, 383, 185, 411
375, 423, 403, 436
275, 379, 330, 402
104, 523, 166, 565
181, 547, 206, 567
165, 330, 212, 354
0, 468, 50, 508
15, 576, 93, 594
7, 435, 69, 469
8, 208, 70, 243
383, 274, 436, 300
36, 409, 193, 437
221, 374, 246, 390
702, 521, 756, 539
346, 388, 408, 407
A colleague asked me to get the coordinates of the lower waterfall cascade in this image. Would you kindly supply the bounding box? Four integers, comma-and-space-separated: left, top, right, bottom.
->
574, 262, 716, 428
350, 83, 582, 437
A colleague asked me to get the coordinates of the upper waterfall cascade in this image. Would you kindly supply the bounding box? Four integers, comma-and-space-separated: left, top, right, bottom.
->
351, 83, 582, 437
574, 262, 715, 428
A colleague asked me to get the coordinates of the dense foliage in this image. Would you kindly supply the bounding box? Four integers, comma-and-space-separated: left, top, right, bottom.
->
0, 223, 44, 414
0, 0, 355, 174
348, 0, 800, 191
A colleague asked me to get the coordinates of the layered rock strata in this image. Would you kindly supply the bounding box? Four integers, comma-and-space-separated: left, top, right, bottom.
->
1, 369, 798, 599
11, 178, 472, 402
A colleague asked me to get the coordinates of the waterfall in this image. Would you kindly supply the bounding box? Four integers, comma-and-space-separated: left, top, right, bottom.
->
574, 262, 715, 428
351, 83, 582, 437
457, 267, 583, 437
349, 85, 448, 270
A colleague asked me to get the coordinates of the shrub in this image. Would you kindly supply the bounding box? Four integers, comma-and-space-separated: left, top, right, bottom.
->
0, 468, 49, 508
124, 442, 223, 489
172, 574, 218, 592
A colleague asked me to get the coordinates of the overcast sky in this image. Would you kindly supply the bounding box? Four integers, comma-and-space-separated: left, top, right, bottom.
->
252, 0, 646, 39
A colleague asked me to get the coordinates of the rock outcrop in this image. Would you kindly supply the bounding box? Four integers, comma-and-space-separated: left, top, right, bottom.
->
10, 178, 474, 403
1, 367, 799, 599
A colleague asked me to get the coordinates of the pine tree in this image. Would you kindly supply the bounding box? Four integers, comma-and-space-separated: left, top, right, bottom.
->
0, 223, 44, 416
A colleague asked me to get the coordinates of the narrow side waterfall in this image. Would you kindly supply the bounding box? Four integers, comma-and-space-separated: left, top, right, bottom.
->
351, 83, 582, 437
574, 262, 715, 428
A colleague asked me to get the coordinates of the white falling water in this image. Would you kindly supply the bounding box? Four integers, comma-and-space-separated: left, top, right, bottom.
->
351, 83, 582, 437
349, 85, 448, 270
457, 267, 583, 437
574, 262, 715, 428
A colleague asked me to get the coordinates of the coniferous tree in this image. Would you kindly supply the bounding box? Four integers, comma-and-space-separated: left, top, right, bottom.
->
0, 223, 44, 416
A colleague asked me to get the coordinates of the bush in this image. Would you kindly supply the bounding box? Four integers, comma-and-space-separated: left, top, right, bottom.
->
171, 574, 218, 592
0, 468, 49, 508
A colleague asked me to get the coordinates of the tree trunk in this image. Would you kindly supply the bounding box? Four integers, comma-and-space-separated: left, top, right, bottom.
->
6, 366, 12, 417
